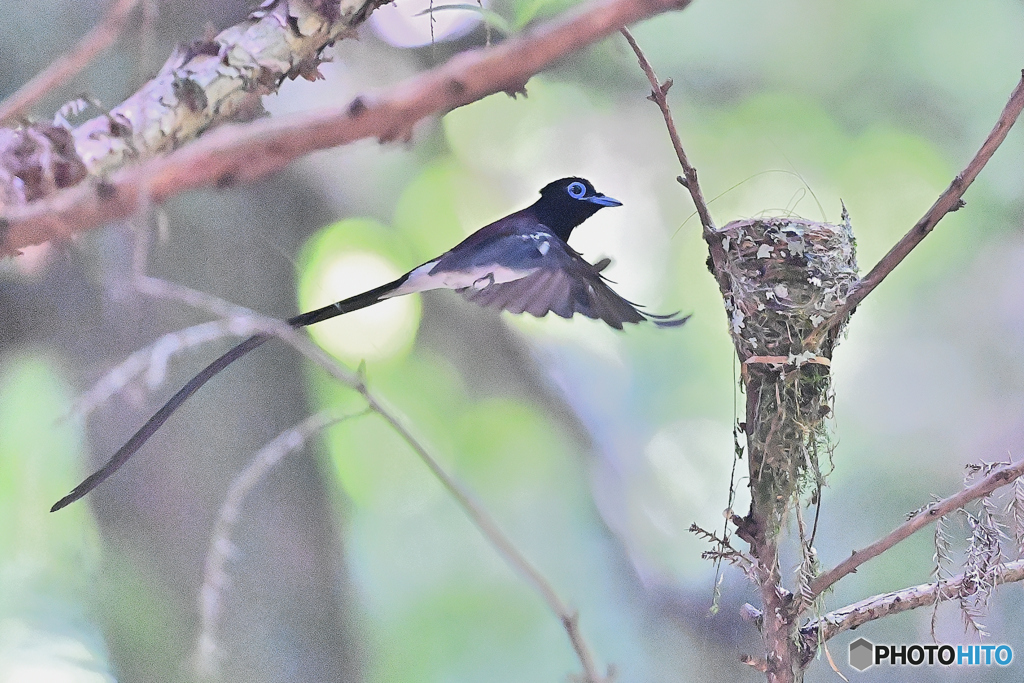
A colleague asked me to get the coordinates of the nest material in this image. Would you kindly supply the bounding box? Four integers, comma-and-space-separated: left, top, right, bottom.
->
715, 215, 859, 512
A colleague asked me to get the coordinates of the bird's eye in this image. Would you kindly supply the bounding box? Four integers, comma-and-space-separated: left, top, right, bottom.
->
567, 182, 587, 199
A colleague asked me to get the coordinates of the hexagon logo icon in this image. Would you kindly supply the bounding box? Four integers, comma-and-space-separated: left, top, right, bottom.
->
849, 638, 874, 671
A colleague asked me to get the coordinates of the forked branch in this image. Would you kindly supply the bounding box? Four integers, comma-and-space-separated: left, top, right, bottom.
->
100, 275, 609, 683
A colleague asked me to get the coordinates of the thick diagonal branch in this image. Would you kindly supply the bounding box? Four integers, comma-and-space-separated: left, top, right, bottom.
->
0, 0, 390, 216
0, 0, 692, 256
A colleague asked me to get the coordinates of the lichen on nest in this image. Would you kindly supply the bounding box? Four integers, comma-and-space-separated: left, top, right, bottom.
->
717, 214, 859, 360
714, 214, 859, 512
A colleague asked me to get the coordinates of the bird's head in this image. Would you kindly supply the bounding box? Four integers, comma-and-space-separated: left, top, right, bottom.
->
532, 177, 622, 242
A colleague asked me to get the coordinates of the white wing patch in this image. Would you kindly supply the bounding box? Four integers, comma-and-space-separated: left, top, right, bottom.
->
386, 260, 536, 297
522, 231, 552, 256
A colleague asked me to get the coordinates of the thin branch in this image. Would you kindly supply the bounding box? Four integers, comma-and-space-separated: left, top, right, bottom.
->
197, 406, 367, 676
618, 27, 731, 294
0, 0, 694, 256
68, 319, 250, 421
366, 398, 608, 682
804, 71, 1024, 349
129, 276, 609, 683
619, 28, 712, 233
799, 559, 1024, 652
806, 458, 1024, 601
0, 0, 141, 125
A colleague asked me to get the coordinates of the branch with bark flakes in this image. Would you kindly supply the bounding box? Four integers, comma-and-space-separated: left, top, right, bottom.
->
798, 559, 1024, 664
0, 0, 692, 256
0, 0, 385, 218
806, 458, 1024, 602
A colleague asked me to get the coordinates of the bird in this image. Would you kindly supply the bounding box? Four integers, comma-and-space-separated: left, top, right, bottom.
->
51, 177, 687, 512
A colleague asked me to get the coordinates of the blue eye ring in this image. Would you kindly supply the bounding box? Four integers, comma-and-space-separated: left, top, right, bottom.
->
567, 182, 587, 199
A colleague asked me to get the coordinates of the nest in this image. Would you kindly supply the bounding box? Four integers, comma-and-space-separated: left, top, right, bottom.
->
715, 215, 859, 513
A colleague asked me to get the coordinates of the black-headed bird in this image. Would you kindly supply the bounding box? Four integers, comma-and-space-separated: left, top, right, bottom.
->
52, 177, 686, 511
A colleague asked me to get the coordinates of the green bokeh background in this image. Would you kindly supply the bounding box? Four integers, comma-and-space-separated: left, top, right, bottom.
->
1, 0, 1023, 682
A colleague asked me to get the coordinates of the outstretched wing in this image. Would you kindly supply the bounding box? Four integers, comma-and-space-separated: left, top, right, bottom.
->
458, 239, 688, 330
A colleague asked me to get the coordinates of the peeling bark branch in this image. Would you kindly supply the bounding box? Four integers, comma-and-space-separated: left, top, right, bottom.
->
0, 0, 692, 256
0, 0, 390, 219
807, 458, 1024, 601
0, 0, 142, 126
799, 559, 1024, 662
804, 71, 1024, 349
70, 0, 387, 178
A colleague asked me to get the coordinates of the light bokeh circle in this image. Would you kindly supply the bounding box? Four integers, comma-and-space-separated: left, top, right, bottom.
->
299, 252, 421, 364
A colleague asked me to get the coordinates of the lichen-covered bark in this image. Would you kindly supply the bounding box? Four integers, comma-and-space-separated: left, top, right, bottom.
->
0, 0, 386, 213
0, 124, 88, 208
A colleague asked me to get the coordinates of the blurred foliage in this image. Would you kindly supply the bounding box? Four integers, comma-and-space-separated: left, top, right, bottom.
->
1, 0, 1024, 682
0, 354, 112, 682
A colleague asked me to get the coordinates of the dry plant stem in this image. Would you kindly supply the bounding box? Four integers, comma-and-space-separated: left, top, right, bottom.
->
807, 458, 1024, 601
799, 559, 1024, 656
132, 276, 355, 385
619, 28, 712, 233
198, 407, 365, 675
1, 0, 694, 255
0, 0, 141, 125
130, 277, 607, 683
805, 72, 1024, 348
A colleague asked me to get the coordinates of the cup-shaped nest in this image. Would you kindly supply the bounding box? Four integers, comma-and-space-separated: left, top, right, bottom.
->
715, 215, 859, 511
716, 216, 859, 360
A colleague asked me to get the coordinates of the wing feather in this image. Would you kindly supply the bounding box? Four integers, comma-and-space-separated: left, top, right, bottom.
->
457, 239, 688, 328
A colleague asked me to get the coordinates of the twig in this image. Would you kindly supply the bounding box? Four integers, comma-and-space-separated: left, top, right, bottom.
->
619, 28, 712, 234
367, 399, 607, 682
804, 72, 1024, 349
197, 407, 367, 676
67, 319, 251, 421
0, 0, 141, 125
619, 27, 731, 294
129, 276, 609, 683
806, 458, 1024, 601
1, 0, 694, 256
799, 559, 1024, 657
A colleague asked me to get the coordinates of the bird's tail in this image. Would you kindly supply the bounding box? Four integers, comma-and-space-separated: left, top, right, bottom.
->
287, 275, 408, 327
51, 274, 409, 512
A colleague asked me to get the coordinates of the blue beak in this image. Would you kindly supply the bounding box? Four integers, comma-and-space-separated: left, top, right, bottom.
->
587, 194, 623, 207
